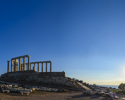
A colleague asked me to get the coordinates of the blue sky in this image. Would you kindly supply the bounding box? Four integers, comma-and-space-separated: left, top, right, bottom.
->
0, 0, 125, 85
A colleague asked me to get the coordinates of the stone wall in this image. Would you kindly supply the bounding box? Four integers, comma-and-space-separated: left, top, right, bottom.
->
38, 72, 65, 77
0, 71, 74, 87
1, 70, 65, 77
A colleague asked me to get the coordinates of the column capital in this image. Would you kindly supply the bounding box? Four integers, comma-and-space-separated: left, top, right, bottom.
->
28, 56, 31, 58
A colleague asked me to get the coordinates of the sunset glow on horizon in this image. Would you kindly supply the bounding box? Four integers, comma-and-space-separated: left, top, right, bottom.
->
1, 0, 125, 85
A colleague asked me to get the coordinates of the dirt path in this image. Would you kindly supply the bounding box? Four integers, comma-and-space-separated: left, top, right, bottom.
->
0, 91, 114, 100
77, 82, 91, 91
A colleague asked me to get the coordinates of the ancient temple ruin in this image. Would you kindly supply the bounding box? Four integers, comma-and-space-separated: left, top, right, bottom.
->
0, 54, 66, 86
7, 55, 52, 73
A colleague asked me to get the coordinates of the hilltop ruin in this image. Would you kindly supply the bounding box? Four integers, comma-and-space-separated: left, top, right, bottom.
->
0, 55, 77, 88
0, 55, 82, 92
6, 55, 65, 77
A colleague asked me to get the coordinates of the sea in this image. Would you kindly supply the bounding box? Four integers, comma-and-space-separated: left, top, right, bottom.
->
98, 85, 118, 89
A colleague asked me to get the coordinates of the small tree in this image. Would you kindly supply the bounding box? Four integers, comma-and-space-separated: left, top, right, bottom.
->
118, 83, 125, 90
93, 84, 96, 86
79, 80, 83, 83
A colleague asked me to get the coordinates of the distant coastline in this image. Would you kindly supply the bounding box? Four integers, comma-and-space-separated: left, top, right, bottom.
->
98, 85, 118, 89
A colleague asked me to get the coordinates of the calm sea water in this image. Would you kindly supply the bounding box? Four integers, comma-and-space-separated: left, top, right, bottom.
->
98, 85, 118, 89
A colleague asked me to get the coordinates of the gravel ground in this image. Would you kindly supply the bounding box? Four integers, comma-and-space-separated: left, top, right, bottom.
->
0, 91, 117, 100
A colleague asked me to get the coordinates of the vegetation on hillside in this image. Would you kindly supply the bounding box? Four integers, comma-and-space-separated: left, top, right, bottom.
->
118, 83, 125, 90
118, 83, 125, 94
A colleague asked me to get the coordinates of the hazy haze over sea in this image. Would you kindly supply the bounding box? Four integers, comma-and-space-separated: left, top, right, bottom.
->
98, 85, 118, 89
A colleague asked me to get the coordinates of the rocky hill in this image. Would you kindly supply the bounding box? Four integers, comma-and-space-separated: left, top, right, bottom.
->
0, 70, 81, 91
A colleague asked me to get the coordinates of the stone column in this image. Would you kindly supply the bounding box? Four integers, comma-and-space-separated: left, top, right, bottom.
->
34, 63, 35, 71
42, 63, 43, 72
30, 64, 32, 70
50, 62, 52, 72
26, 64, 28, 70
23, 57, 25, 70
28, 56, 30, 70
15, 59, 18, 71
46, 62, 47, 72
11, 60, 13, 72
38, 63, 39, 72
7, 61, 9, 72
19, 58, 21, 71
14, 60, 16, 72
21, 64, 23, 71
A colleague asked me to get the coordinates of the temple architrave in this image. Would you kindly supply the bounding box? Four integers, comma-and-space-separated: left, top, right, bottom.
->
7, 55, 52, 73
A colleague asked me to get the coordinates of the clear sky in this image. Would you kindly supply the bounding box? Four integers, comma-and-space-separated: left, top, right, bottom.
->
0, 0, 125, 85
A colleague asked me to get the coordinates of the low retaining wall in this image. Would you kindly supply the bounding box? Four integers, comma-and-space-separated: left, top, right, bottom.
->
38, 72, 65, 77
1, 70, 65, 77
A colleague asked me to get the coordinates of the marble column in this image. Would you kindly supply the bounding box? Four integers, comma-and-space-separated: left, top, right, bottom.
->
28, 56, 30, 70
42, 63, 43, 72
50, 62, 52, 72
7, 61, 9, 72
14, 60, 16, 72
30, 64, 32, 70
21, 64, 23, 71
23, 57, 25, 70
11, 60, 13, 72
38, 63, 39, 72
34, 63, 35, 71
26, 64, 28, 70
15, 59, 18, 71
46, 62, 47, 72
19, 58, 21, 71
